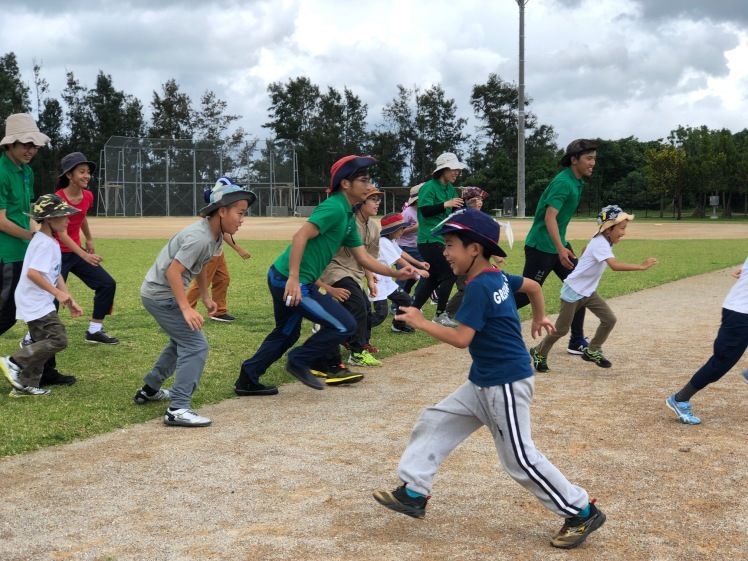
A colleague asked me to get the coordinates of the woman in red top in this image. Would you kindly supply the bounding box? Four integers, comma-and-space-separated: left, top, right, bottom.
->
52, 152, 118, 344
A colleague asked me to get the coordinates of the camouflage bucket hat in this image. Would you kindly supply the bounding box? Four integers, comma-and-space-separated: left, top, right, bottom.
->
25, 193, 81, 221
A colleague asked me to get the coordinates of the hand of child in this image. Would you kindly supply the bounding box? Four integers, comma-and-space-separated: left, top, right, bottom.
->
67, 299, 83, 318
558, 247, 576, 270
284, 279, 301, 307
369, 283, 379, 299
203, 298, 218, 316
641, 257, 658, 269
416, 268, 429, 278
420, 261, 430, 270
56, 290, 72, 308
85, 240, 95, 254
83, 252, 102, 266
732, 266, 742, 279
328, 286, 351, 302
236, 248, 251, 260
181, 307, 205, 331
394, 306, 425, 329
531, 316, 556, 339
394, 265, 417, 280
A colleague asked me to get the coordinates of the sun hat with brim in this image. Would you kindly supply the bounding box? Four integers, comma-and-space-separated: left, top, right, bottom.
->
59, 152, 97, 177
407, 183, 423, 205
328, 155, 377, 193
380, 212, 414, 236
199, 177, 257, 216
1, 113, 51, 147
432, 152, 468, 176
559, 138, 598, 166
431, 209, 506, 257
25, 194, 81, 221
461, 186, 488, 200
596, 204, 634, 234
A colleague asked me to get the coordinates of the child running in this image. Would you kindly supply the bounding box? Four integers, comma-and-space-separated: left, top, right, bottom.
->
530, 205, 657, 372
666, 257, 748, 424
373, 209, 606, 550
1, 194, 82, 396
369, 212, 429, 334
133, 181, 256, 426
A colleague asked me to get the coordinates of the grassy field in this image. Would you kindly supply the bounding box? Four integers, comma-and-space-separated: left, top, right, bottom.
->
0, 237, 745, 457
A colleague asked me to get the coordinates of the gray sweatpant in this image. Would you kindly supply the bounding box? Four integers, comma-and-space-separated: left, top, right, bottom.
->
141, 295, 209, 410
536, 291, 616, 356
397, 378, 588, 518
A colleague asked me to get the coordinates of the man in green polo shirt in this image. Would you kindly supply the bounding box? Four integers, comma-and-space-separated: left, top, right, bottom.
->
233, 155, 416, 395
514, 139, 598, 356
0, 114, 50, 335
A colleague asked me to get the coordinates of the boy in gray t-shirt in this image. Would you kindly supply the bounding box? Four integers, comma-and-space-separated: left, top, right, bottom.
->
134, 178, 256, 427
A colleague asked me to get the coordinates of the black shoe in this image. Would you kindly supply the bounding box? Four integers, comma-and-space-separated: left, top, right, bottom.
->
551, 500, 606, 549
285, 362, 325, 390
233, 381, 279, 396
325, 363, 364, 386
85, 330, 120, 345
373, 485, 429, 518
211, 313, 236, 322
40, 371, 77, 386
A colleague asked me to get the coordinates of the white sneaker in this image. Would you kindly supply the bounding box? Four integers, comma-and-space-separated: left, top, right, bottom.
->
10, 386, 51, 397
432, 312, 458, 328
1, 356, 24, 390
163, 408, 212, 427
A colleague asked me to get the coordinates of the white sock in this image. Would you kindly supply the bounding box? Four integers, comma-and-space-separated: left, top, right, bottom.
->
89, 322, 103, 334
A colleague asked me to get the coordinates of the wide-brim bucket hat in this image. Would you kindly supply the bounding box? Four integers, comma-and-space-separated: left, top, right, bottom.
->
25, 194, 81, 221
431, 209, 506, 257
432, 152, 468, 176
1, 113, 51, 147
596, 204, 634, 233
380, 212, 414, 236
407, 183, 423, 205
199, 177, 257, 216
59, 152, 97, 177
559, 139, 598, 166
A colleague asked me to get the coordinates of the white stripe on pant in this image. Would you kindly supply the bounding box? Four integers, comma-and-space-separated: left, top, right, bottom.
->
397, 377, 588, 518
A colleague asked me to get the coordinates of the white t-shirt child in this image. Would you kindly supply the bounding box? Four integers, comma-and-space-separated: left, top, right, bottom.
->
370, 237, 404, 302
16, 233, 61, 322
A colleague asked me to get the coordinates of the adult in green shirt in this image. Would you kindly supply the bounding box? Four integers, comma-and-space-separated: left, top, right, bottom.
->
234, 155, 415, 395
515, 139, 598, 355
412, 152, 467, 327
0, 114, 50, 335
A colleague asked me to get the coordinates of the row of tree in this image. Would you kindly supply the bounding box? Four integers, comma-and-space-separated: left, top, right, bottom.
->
2, 51, 747, 217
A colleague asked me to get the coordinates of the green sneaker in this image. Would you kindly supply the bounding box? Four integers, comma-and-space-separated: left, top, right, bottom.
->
530, 347, 549, 373
348, 350, 383, 367
581, 348, 612, 368
551, 500, 606, 549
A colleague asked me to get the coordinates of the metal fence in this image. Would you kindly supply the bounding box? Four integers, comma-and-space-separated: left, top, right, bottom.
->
97, 137, 299, 217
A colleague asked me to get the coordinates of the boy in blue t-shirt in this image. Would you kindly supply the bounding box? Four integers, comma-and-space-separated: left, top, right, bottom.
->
373, 209, 606, 550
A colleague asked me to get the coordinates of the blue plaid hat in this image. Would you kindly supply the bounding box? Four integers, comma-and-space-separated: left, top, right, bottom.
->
199, 176, 256, 216
431, 209, 506, 257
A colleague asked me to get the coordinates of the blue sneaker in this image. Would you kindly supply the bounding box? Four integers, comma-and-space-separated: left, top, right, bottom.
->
665, 394, 701, 425
567, 337, 589, 355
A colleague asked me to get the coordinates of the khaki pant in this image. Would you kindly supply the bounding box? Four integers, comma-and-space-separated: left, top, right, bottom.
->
185, 252, 229, 315
536, 291, 617, 356
12, 311, 68, 387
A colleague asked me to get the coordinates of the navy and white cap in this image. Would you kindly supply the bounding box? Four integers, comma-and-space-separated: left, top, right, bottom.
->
431, 209, 506, 257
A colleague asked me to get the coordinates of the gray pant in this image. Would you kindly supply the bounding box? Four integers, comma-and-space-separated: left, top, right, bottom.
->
397, 378, 588, 518
12, 311, 68, 387
142, 295, 209, 410
536, 291, 616, 356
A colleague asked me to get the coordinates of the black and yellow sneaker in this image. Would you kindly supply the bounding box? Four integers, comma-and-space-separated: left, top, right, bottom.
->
550, 500, 606, 549
373, 485, 429, 518
581, 348, 612, 368
530, 347, 549, 373
324, 363, 364, 386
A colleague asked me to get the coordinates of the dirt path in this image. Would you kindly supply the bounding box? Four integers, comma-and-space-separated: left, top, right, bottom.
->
1, 267, 746, 561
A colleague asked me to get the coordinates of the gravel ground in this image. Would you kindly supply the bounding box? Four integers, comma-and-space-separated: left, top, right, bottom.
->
1, 267, 746, 561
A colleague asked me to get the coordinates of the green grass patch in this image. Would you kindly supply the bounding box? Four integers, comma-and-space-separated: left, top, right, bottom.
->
0, 236, 744, 457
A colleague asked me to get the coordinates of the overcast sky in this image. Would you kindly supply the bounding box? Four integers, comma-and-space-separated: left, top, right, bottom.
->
3, 0, 748, 149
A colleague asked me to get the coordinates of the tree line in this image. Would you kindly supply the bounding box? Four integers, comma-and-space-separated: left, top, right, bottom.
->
3, 51, 747, 218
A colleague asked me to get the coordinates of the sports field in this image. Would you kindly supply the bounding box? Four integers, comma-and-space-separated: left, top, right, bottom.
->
0, 216, 745, 560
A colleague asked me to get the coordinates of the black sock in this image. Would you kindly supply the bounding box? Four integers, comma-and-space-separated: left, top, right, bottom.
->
142, 384, 158, 396
674, 382, 698, 403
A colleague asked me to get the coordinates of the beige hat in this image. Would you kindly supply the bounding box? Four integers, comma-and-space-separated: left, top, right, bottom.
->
407, 183, 423, 205
432, 152, 468, 176
1, 113, 50, 147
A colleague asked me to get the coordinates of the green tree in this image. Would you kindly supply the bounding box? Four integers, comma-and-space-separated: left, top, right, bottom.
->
0, 52, 30, 117
644, 144, 686, 219
149, 79, 194, 139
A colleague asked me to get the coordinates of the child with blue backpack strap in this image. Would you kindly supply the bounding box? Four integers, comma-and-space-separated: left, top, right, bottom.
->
373, 209, 606, 550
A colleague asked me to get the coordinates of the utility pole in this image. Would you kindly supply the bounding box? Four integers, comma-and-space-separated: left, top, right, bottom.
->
516, 0, 529, 218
